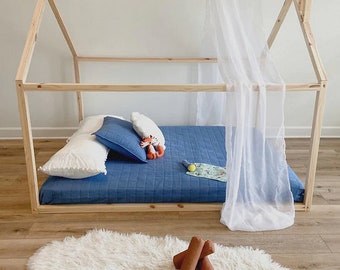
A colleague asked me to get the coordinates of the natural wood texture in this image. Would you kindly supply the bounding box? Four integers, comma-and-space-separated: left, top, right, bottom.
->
0, 139, 339, 269
48, 0, 84, 121
73, 56, 83, 122
299, 0, 311, 22
304, 86, 327, 210
37, 203, 223, 214
21, 82, 323, 92
77, 56, 218, 63
293, 0, 326, 82
15, 0, 46, 82
267, 0, 292, 48
47, 0, 77, 58
292, 0, 327, 210
15, 84, 40, 215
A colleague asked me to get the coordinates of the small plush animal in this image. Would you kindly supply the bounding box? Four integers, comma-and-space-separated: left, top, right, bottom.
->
130, 112, 166, 160
140, 135, 165, 160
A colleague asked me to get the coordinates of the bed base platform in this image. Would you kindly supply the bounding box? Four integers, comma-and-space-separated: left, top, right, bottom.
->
35, 203, 307, 214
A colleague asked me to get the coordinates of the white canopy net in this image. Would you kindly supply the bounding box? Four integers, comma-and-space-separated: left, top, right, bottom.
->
197, 0, 295, 231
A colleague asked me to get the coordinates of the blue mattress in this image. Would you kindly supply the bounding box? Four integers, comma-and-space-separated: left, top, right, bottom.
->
40, 126, 304, 204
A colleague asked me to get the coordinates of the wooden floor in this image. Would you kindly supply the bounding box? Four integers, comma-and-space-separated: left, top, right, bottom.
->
0, 138, 339, 269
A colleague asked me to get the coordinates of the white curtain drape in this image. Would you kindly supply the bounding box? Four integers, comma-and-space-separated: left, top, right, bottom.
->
197, 0, 295, 231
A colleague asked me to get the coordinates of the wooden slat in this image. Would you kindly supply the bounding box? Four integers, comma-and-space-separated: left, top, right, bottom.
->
301, 21, 327, 82
304, 0, 312, 21
267, 0, 292, 48
15, 82, 40, 214
77, 56, 218, 63
293, 0, 327, 82
76, 94, 83, 122
37, 203, 223, 214
47, 0, 86, 124
73, 56, 83, 122
298, 0, 306, 13
23, 83, 226, 92
35, 202, 306, 214
292, 0, 327, 211
21, 82, 322, 92
47, 0, 77, 57
15, 0, 46, 82
299, 0, 312, 22
304, 85, 327, 210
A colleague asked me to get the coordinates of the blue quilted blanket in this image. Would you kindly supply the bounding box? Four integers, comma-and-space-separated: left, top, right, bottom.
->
40, 126, 304, 204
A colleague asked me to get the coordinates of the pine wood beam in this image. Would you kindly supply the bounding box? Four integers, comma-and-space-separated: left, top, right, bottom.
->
293, 0, 327, 211
21, 82, 323, 92
293, 0, 326, 82
35, 202, 306, 214
48, 0, 84, 122
267, 0, 292, 48
73, 57, 83, 122
304, 85, 327, 211
15, 0, 46, 82
299, 0, 312, 22
47, 0, 77, 58
15, 81, 40, 214
14, 0, 47, 215
77, 56, 218, 63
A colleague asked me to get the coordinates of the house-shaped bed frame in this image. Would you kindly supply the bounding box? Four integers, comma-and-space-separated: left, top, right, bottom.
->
16, 0, 327, 215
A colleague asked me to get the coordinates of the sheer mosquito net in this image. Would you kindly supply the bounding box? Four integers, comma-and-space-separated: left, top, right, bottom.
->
197, 0, 295, 231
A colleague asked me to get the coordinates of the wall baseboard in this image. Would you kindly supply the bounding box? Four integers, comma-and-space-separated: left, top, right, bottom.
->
0, 127, 76, 139
0, 126, 339, 139
285, 126, 340, 138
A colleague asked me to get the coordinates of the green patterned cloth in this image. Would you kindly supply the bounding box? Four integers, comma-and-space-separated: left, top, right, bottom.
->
186, 163, 227, 182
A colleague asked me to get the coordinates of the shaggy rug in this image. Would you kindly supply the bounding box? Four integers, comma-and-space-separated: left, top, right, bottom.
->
27, 229, 289, 270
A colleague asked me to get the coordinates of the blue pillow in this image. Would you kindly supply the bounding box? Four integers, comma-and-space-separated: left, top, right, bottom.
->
94, 117, 147, 163
287, 165, 305, 202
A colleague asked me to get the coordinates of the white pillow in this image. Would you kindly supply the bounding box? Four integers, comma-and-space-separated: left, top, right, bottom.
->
39, 134, 109, 179
39, 115, 123, 179
130, 112, 165, 148
68, 114, 124, 141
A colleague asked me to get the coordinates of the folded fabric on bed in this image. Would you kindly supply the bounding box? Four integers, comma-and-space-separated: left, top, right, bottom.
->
94, 116, 147, 163
186, 163, 227, 182
40, 126, 304, 204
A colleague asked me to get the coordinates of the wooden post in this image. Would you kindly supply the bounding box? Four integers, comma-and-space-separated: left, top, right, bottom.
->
304, 83, 327, 210
47, 0, 77, 57
293, 0, 327, 211
16, 0, 46, 82
16, 82, 40, 214
73, 57, 83, 122
15, 0, 47, 215
48, 0, 83, 122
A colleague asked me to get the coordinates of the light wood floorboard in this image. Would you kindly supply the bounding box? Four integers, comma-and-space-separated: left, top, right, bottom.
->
0, 138, 339, 269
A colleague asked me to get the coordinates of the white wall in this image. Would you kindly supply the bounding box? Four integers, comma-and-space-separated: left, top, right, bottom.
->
1, 0, 339, 138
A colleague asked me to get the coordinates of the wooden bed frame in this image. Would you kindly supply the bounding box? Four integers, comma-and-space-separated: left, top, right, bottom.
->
16, 0, 327, 215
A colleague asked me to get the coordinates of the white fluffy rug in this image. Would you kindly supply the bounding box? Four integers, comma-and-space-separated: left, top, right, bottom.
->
27, 229, 289, 270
